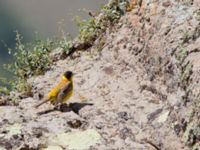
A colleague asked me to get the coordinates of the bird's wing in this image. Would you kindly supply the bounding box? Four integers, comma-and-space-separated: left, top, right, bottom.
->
56, 82, 73, 103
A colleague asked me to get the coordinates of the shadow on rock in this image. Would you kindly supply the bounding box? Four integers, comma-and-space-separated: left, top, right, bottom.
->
61, 102, 93, 114
37, 102, 93, 115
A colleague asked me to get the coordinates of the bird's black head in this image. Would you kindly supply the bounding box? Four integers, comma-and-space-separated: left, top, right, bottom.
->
64, 71, 73, 79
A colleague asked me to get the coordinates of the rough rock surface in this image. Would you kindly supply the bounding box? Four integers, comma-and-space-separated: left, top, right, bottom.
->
1, 0, 200, 149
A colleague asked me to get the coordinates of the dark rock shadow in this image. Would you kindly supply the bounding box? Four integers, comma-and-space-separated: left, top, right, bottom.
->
37, 102, 93, 115
60, 102, 93, 114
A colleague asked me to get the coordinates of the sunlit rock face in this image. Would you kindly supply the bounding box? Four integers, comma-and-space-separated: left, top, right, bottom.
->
1, 0, 200, 149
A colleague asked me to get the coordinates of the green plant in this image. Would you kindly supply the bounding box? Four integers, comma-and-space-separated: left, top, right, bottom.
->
74, 0, 129, 46
195, 9, 200, 22
0, 77, 10, 95
101, 0, 125, 22
181, 31, 193, 43
0, 86, 9, 96
11, 78, 32, 96
180, 62, 193, 88
60, 39, 73, 54
75, 16, 102, 44
5, 31, 54, 93
175, 47, 188, 64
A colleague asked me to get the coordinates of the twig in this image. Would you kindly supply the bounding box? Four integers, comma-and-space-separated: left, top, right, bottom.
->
142, 139, 161, 150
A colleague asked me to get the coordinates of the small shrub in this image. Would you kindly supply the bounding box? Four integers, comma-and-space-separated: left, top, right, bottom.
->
74, 0, 129, 46
5, 31, 54, 93
0, 86, 9, 96
195, 9, 200, 22
181, 31, 193, 44
175, 48, 188, 64
60, 39, 73, 54
0, 77, 10, 95
101, 0, 123, 21
75, 16, 102, 44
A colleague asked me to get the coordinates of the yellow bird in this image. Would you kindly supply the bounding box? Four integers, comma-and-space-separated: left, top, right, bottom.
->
35, 71, 73, 108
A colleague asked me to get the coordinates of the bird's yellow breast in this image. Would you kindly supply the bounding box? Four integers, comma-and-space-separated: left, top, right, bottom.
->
47, 78, 72, 103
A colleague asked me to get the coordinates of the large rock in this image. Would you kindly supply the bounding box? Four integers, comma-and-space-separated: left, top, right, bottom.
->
47, 129, 101, 150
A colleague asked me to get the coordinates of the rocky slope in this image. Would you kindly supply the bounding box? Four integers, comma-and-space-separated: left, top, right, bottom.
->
1, 0, 200, 149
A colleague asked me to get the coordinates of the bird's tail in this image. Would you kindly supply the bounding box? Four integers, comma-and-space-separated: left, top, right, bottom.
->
35, 99, 49, 108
